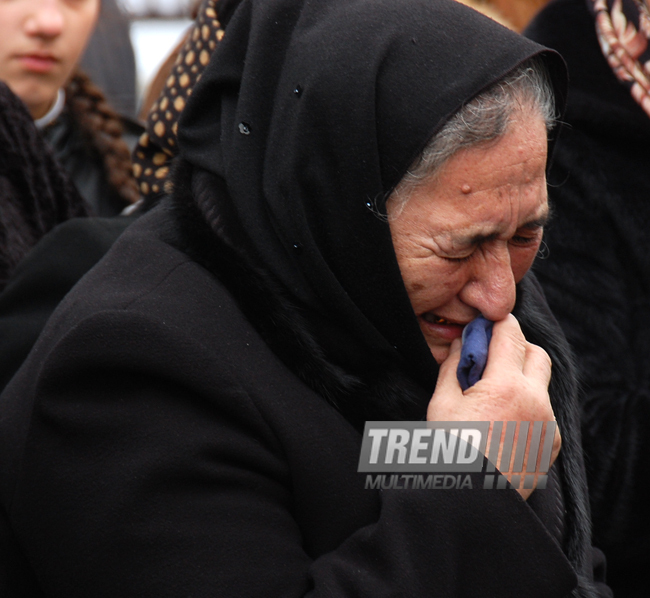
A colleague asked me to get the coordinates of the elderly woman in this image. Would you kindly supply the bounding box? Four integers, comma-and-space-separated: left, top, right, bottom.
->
0, 0, 609, 595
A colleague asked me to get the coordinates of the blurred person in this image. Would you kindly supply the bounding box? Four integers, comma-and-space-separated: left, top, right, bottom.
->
0, 0, 612, 596
0, 80, 88, 292
0, 0, 141, 396
0, 0, 232, 398
526, 0, 650, 594
0, 0, 140, 216
0, 0, 228, 396
0, 79, 135, 396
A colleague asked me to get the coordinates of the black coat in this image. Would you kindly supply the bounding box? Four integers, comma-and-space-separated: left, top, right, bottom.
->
527, 0, 650, 594
0, 216, 134, 394
0, 191, 610, 597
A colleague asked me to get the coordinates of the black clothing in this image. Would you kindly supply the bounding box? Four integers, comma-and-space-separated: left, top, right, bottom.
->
215, 0, 244, 27
526, 0, 650, 595
0, 82, 88, 289
0, 0, 607, 595
41, 109, 142, 217
0, 199, 603, 597
0, 216, 134, 394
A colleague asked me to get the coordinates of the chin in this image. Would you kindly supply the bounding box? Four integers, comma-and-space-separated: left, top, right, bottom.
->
9, 84, 54, 118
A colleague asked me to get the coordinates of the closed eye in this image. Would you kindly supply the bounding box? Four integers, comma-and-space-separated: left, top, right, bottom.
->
442, 252, 474, 263
509, 230, 543, 247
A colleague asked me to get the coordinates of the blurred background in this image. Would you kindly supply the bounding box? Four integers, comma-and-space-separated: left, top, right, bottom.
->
114, 0, 194, 117
120, 0, 194, 15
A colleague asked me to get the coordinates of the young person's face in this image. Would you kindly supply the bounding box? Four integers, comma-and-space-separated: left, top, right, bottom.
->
0, 0, 100, 119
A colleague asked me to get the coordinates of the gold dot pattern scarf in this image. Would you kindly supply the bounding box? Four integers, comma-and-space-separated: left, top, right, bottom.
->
591, 0, 650, 116
132, 0, 224, 198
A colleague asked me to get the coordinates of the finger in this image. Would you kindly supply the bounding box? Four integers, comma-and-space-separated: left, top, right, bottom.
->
522, 342, 552, 388
553, 426, 562, 460
482, 314, 528, 377
542, 424, 562, 472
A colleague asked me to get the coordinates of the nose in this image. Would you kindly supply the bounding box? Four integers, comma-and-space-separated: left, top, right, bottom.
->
24, 0, 65, 39
458, 242, 516, 322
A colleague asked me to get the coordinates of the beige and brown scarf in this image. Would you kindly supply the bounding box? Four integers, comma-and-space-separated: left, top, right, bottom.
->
132, 0, 224, 199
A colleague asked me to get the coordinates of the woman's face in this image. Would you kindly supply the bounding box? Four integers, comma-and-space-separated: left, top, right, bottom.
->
388, 108, 549, 364
0, 0, 100, 119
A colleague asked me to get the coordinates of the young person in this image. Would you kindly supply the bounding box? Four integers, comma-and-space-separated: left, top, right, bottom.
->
0, 0, 139, 215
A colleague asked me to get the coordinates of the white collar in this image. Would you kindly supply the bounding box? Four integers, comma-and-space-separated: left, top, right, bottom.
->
34, 88, 66, 130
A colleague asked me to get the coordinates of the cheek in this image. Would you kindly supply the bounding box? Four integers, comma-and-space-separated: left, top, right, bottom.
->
510, 242, 542, 282
401, 259, 466, 311
65, 7, 100, 60
0, 18, 18, 62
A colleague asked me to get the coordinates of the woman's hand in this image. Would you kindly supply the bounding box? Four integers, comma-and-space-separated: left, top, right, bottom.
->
426, 314, 561, 500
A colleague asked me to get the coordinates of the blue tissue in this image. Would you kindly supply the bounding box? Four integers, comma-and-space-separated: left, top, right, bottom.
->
457, 316, 493, 391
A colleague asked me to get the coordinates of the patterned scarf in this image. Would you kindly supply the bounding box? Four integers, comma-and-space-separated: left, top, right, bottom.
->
132, 0, 224, 199
589, 0, 650, 116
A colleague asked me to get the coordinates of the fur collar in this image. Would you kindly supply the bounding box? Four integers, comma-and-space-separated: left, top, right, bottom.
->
514, 276, 598, 598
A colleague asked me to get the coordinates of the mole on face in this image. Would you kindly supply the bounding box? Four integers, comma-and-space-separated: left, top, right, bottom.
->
461, 183, 472, 194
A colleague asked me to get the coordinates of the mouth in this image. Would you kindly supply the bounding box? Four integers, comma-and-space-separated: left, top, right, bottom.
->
421, 313, 467, 327
17, 53, 59, 73
419, 312, 470, 342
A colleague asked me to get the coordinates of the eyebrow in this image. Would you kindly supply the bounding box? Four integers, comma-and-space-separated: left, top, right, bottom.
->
519, 210, 551, 230
459, 208, 551, 247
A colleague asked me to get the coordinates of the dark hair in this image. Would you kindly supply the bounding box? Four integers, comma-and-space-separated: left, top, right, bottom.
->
0, 82, 89, 290
65, 69, 140, 205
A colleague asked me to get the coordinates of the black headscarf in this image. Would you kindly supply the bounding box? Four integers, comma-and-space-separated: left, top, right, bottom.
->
178, 0, 567, 394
